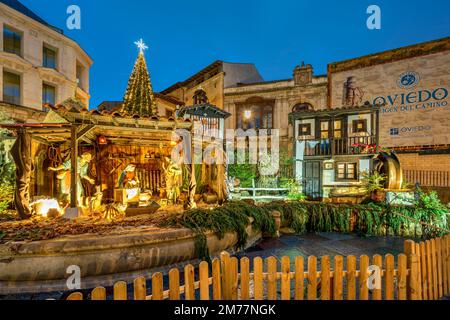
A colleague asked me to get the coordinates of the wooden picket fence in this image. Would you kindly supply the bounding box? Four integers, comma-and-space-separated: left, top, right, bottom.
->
67, 235, 449, 301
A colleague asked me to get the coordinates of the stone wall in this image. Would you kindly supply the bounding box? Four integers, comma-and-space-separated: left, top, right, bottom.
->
397, 153, 450, 172
329, 40, 450, 148
224, 76, 328, 139
162, 64, 225, 110
0, 223, 262, 294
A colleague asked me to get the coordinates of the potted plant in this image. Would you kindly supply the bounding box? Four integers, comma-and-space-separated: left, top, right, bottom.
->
361, 171, 387, 202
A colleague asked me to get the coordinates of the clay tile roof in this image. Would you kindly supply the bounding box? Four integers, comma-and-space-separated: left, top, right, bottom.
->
154, 93, 185, 106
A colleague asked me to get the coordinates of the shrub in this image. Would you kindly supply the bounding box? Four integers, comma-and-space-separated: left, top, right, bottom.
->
158, 190, 449, 261
228, 162, 257, 188
0, 183, 14, 214
161, 201, 276, 261
0, 145, 15, 215
361, 170, 386, 192
281, 179, 306, 201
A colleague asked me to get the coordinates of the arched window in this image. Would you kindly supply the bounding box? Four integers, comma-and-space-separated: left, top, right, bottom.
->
236, 97, 274, 130
292, 103, 313, 113
193, 89, 208, 105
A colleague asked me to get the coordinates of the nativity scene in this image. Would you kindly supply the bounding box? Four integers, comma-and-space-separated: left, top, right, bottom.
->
1, 40, 230, 220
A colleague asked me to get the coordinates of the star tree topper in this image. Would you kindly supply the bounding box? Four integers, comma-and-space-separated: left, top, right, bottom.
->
135, 38, 148, 53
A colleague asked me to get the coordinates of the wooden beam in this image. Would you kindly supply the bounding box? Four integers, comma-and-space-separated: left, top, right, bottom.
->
106, 138, 172, 147
80, 136, 94, 145
76, 125, 95, 141
31, 136, 52, 145
70, 125, 78, 208
27, 130, 71, 135
376, 110, 380, 147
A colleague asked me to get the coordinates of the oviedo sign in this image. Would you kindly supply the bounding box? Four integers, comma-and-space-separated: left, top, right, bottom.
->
373, 87, 448, 113
331, 51, 450, 147
371, 70, 449, 146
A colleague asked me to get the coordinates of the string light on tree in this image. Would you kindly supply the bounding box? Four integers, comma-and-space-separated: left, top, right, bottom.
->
121, 39, 158, 117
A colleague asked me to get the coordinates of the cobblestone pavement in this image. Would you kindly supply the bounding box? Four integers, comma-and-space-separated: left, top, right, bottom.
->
235, 232, 417, 300
236, 232, 409, 263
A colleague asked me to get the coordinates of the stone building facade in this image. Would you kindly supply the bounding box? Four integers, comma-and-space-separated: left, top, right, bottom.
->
0, 0, 92, 169
0, 0, 92, 122
223, 63, 328, 153
328, 37, 450, 177
161, 61, 265, 112
163, 36, 450, 191
162, 61, 328, 157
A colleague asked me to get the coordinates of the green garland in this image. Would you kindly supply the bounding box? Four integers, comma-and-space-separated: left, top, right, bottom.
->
161, 201, 276, 261
159, 197, 449, 261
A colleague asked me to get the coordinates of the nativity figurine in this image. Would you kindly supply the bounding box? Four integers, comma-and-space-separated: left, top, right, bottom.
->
48, 152, 95, 206
162, 157, 183, 204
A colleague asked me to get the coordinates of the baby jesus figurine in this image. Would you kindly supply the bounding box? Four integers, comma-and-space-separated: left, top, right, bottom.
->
118, 164, 141, 204
118, 164, 140, 189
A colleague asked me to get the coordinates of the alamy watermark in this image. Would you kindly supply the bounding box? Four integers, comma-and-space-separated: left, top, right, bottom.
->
367, 5, 381, 30
67, 5, 81, 30
65, 4, 382, 32
66, 265, 81, 290
170, 125, 280, 176
367, 265, 382, 290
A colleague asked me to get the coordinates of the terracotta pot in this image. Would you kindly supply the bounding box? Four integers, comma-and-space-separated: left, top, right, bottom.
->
371, 189, 386, 203
271, 211, 282, 236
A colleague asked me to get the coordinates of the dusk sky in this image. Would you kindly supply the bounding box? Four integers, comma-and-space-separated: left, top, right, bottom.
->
20, 0, 450, 108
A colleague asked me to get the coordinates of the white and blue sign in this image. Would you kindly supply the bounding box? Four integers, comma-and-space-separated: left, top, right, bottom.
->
397, 71, 420, 89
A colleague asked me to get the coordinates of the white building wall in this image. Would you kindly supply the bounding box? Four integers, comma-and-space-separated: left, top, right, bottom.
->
0, 3, 92, 110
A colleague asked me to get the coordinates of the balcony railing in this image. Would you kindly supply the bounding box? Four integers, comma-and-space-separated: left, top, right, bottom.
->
301, 136, 378, 157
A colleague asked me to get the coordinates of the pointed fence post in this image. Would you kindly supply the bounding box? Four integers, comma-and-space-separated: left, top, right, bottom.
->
405, 240, 422, 300
220, 251, 232, 300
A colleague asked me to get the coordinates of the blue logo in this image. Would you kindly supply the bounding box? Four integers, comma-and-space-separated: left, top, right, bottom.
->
397, 71, 420, 89
390, 128, 399, 136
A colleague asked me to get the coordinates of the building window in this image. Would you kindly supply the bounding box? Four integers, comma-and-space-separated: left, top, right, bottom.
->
193, 89, 208, 105
43, 45, 57, 69
352, 119, 367, 133
336, 162, 358, 181
76, 61, 86, 90
298, 123, 311, 136
237, 105, 273, 130
334, 120, 343, 139
42, 83, 56, 108
3, 25, 22, 56
320, 121, 329, 139
3, 71, 21, 105
292, 103, 313, 113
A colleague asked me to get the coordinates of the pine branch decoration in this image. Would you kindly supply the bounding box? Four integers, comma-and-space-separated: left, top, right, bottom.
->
122, 52, 158, 117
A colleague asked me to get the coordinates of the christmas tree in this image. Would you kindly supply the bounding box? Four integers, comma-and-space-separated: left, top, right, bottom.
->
122, 39, 158, 117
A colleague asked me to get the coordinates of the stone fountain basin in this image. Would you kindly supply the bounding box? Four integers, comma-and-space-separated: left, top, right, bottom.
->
0, 220, 261, 294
